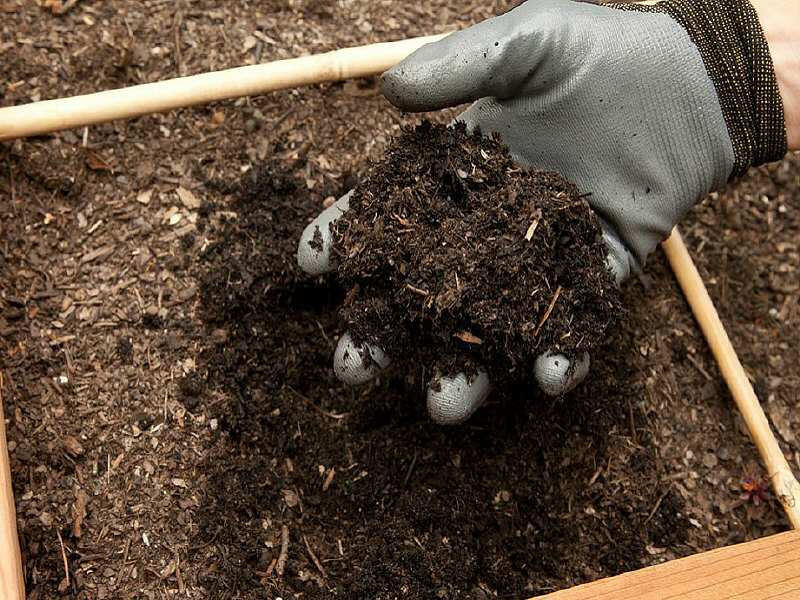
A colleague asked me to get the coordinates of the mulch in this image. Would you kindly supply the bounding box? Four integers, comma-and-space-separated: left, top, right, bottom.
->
1, 1, 798, 599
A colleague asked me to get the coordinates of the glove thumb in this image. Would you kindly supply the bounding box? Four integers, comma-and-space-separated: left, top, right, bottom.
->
381, 2, 552, 112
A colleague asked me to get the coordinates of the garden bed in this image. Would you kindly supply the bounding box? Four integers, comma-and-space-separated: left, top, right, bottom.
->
1, 1, 798, 598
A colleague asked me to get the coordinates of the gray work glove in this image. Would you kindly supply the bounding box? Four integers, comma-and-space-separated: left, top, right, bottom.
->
298, 0, 786, 424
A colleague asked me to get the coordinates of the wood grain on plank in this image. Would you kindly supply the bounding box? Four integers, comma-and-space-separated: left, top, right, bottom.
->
532, 530, 800, 600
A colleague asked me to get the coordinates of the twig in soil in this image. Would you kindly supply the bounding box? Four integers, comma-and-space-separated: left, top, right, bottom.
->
264, 558, 277, 579
171, 546, 185, 593
627, 397, 638, 445
665, 470, 690, 481
403, 450, 418, 487
645, 486, 673, 525
173, 10, 184, 77
685, 353, 713, 381
405, 283, 430, 297
391, 213, 412, 227
52, 0, 80, 14
275, 525, 290, 578
116, 536, 131, 586
303, 534, 327, 579
534, 285, 563, 337
316, 320, 334, 350
8, 164, 15, 206
57, 530, 70, 591
287, 386, 348, 420
72, 489, 88, 538
294, 485, 305, 516
588, 466, 603, 487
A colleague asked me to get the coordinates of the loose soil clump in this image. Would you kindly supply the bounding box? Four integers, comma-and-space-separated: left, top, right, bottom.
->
331, 122, 621, 383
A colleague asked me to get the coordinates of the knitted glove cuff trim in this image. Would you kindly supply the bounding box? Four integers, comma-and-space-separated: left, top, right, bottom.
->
609, 0, 787, 177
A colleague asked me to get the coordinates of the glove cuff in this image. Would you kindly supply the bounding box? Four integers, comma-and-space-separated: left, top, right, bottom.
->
612, 0, 787, 177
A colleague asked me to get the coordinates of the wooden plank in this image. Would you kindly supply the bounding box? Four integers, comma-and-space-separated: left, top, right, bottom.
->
0, 373, 25, 599
532, 530, 800, 600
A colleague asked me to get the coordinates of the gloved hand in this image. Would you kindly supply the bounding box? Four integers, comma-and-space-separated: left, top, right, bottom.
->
298, 0, 786, 424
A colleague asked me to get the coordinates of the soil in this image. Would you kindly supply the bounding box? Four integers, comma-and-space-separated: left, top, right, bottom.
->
330, 122, 620, 383
1, 1, 799, 599
192, 158, 676, 599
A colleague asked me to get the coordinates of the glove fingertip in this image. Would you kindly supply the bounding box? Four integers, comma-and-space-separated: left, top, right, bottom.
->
381, 34, 489, 112
534, 352, 590, 396
333, 332, 390, 386
427, 369, 491, 425
297, 221, 332, 275
381, 64, 435, 113
297, 191, 352, 275
600, 226, 636, 286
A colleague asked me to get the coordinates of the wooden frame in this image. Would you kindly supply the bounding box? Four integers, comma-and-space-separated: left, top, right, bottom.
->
1, 33, 798, 600
662, 230, 800, 528
0, 375, 24, 600
0, 34, 449, 142
532, 529, 800, 599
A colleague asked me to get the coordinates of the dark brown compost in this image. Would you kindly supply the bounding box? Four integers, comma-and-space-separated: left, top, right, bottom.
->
331, 122, 622, 384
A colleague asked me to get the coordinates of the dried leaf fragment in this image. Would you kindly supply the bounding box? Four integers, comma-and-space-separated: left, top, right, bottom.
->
454, 331, 483, 345
85, 148, 113, 171
322, 468, 336, 492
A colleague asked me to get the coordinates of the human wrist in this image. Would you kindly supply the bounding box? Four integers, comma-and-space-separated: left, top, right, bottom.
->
621, 0, 788, 174
751, 0, 800, 150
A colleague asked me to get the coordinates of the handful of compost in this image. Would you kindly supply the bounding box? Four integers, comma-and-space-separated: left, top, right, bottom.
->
298, 0, 787, 424
300, 122, 621, 420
